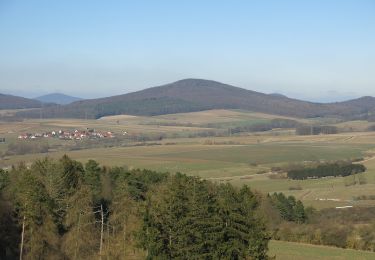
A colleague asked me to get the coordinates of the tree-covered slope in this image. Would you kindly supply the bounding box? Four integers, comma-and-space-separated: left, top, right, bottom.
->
16, 79, 375, 119
0, 93, 42, 109
35, 93, 82, 105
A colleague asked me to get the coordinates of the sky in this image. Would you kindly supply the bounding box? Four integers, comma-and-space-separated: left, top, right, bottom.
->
0, 0, 374, 102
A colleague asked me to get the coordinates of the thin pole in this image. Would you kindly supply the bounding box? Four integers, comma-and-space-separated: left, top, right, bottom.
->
99, 204, 104, 258
106, 223, 110, 259
19, 215, 26, 260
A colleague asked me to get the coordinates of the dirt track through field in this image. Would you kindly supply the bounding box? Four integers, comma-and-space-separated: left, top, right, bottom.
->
206, 172, 273, 181
300, 189, 312, 200
357, 155, 375, 163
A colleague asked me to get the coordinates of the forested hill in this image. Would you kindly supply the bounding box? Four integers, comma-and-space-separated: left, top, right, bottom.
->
0, 93, 42, 109
16, 79, 375, 119
35, 93, 82, 105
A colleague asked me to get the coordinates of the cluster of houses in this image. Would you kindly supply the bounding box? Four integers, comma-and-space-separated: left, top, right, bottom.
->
18, 129, 115, 141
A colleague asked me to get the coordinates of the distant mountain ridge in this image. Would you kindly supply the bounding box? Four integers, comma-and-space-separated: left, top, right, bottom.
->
35, 93, 82, 105
0, 93, 42, 109
15, 79, 375, 120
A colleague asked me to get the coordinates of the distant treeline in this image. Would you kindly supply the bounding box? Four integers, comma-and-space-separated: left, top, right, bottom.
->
287, 162, 366, 180
228, 120, 341, 136
141, 121, 199, 127
5, 141, 49, 156
295, 125, 338, 135
141, 118, 300, 134
229, 119, 299, 134
15, 97, 210, 119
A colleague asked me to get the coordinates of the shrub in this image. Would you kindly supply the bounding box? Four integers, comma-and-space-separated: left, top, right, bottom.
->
288, 185, 302, 191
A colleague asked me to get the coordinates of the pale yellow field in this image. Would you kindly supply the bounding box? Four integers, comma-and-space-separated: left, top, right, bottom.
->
100, 109, 299, 123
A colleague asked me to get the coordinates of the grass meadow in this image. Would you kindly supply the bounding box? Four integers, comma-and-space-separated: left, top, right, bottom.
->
3, 109, 375, 258
269, 240, 375, 260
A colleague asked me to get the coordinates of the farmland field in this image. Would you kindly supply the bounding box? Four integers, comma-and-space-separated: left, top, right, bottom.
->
4, 3, 374, 259
2, 110, 375, 210
3, 109, 375, 258
269, 240, 375, 260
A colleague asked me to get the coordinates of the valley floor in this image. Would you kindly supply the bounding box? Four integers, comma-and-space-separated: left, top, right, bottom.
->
3, 109, 375, 258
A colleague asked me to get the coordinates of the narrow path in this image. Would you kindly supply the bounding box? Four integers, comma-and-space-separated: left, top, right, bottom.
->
343, 136, 354, 142
206, 171, 273, 181
300, 189, 312, 200
357, 155, 375, 163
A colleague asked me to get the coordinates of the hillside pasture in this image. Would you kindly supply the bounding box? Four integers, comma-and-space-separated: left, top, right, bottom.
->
2, 111, 375, 210
269, 240, 375, 260
2, 138, 373, 209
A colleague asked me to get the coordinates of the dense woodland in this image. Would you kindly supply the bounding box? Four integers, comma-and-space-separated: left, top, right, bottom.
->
0, 156, 271, 259
2, 156, 375, 259
273, 206, 375, 250
228, 119, 299, 135
0, 94, 42, 110
287, 162, 366, 180
269, 193, 306, 223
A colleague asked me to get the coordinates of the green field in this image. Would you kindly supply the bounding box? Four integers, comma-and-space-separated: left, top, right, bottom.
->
2, 110, 375, 210
156, 143, 368, 164
2, 137, 375, 209
269, 240, 375, 260
3, 109, 375, 258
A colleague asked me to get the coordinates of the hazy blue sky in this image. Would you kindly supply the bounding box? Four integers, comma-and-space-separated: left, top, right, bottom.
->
0, 0, 374, 101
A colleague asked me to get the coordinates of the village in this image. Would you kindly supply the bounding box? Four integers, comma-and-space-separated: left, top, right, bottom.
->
17, 128, 115, 141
